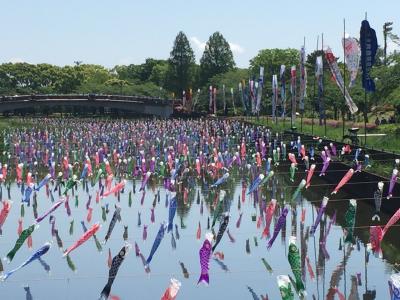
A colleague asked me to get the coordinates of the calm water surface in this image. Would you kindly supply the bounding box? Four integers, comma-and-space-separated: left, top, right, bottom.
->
0, 119, 398, 300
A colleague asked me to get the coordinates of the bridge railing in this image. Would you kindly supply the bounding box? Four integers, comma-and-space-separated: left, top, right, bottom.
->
0, 94, 175, 105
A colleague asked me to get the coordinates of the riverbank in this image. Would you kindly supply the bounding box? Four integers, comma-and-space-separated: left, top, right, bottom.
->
236, 115, 400, 154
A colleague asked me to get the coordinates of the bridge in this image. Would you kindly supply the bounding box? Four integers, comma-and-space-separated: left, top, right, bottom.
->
0, 94, 174, 118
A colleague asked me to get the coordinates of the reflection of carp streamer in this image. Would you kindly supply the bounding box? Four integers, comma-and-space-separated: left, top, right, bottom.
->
389, 274, 400, 300
300, 223, 308, 281
326, 245, 353, 300
161, 278, 181, 300
277, 275, 294, 300
316, 218, 326, 276
349, 275, 360, 300
344, 199, 357, 243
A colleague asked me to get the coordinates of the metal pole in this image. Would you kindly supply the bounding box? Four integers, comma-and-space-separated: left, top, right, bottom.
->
364, 92, 367, 146
343, 18, 346, 140
291, 82, 293, 129
311, 205, 320, 300
322, 33, 327, 137
364, 13, 368, 146
364, 245, 368, 293
343, 240, 347, 299
323, 217, 327, 297
312, 36, 319, 136
283, 104, 286, 129
300, 36, 305, 133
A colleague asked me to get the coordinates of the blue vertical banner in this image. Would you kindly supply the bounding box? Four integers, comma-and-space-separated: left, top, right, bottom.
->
182, 90, 186, 110
280, 65, 286, 117
192, 88, 200, 110
272, 74, 278, 118
188, 88, 193, 113
239, 82, 245, 115
290, 66, 297, 122
256, 66, 264, 113
222, 84, 226, 115
209, 85, 213, 113
299, 46, 307, 112
254, 81, 259, 113
250, 79, 256, 114
213, 87, 217, 115
230, 87, 236, 115
244, 81, 250, 114
360, 20, 378, 92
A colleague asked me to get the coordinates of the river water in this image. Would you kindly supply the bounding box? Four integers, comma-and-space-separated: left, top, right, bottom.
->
0, 119, 397, 299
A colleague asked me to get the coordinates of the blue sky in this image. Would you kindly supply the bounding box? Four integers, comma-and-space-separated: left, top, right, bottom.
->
0, 0, 399, 68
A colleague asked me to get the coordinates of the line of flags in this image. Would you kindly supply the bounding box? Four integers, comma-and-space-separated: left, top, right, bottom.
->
176, 19, 378, 118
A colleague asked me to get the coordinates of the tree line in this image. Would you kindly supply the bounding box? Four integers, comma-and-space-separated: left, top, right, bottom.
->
0, 30, 399, 119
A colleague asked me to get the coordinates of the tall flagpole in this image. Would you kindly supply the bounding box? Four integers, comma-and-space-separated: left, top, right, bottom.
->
300, 36, 306, 132
222, 84, 226, 116
322, 33, 327, 136
213, 87, 217, 116
364, 12, 368, 146
231, 87, 236, 115
343, 18, 347, 140
312, 35, 319, 135
291, 71, 294, 128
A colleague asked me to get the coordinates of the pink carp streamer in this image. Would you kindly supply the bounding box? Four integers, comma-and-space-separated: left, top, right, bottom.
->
305, 164, 316, 188
63, 223, 101, 257
331, 168, 354, 194
161, 278, 181, 300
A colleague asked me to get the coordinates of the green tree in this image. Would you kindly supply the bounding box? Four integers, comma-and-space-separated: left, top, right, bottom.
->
149, 61, 168, 87
140, 58, 165, 82
372, 51, 400, 114
112, 64, 143, 83
55, 65, 84, 93
104, 78, 130, 94
35, 64, 61, 93
199, 32, 235, 86
73, 64, 111, 94
166, 31, 196, 95
112, 59, 167, 85
250, 48, 299, 81
248, 48, 298, 114
201, 68, 249, 114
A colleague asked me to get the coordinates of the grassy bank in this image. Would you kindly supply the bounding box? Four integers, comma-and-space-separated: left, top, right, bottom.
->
243, 115, 400, 154
238, 115, 399, 179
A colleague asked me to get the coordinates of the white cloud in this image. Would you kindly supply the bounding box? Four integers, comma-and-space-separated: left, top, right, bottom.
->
190, 36, 206, 51
228, 41, 245, 54
387, 39, 400, 54
190, 36, 244, 54
8, 57, 25, 63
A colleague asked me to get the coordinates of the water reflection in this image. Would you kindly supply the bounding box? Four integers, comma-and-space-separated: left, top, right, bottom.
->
0, 163, 397, 299
24, 285, 33, 300
37, 257, 51, 273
